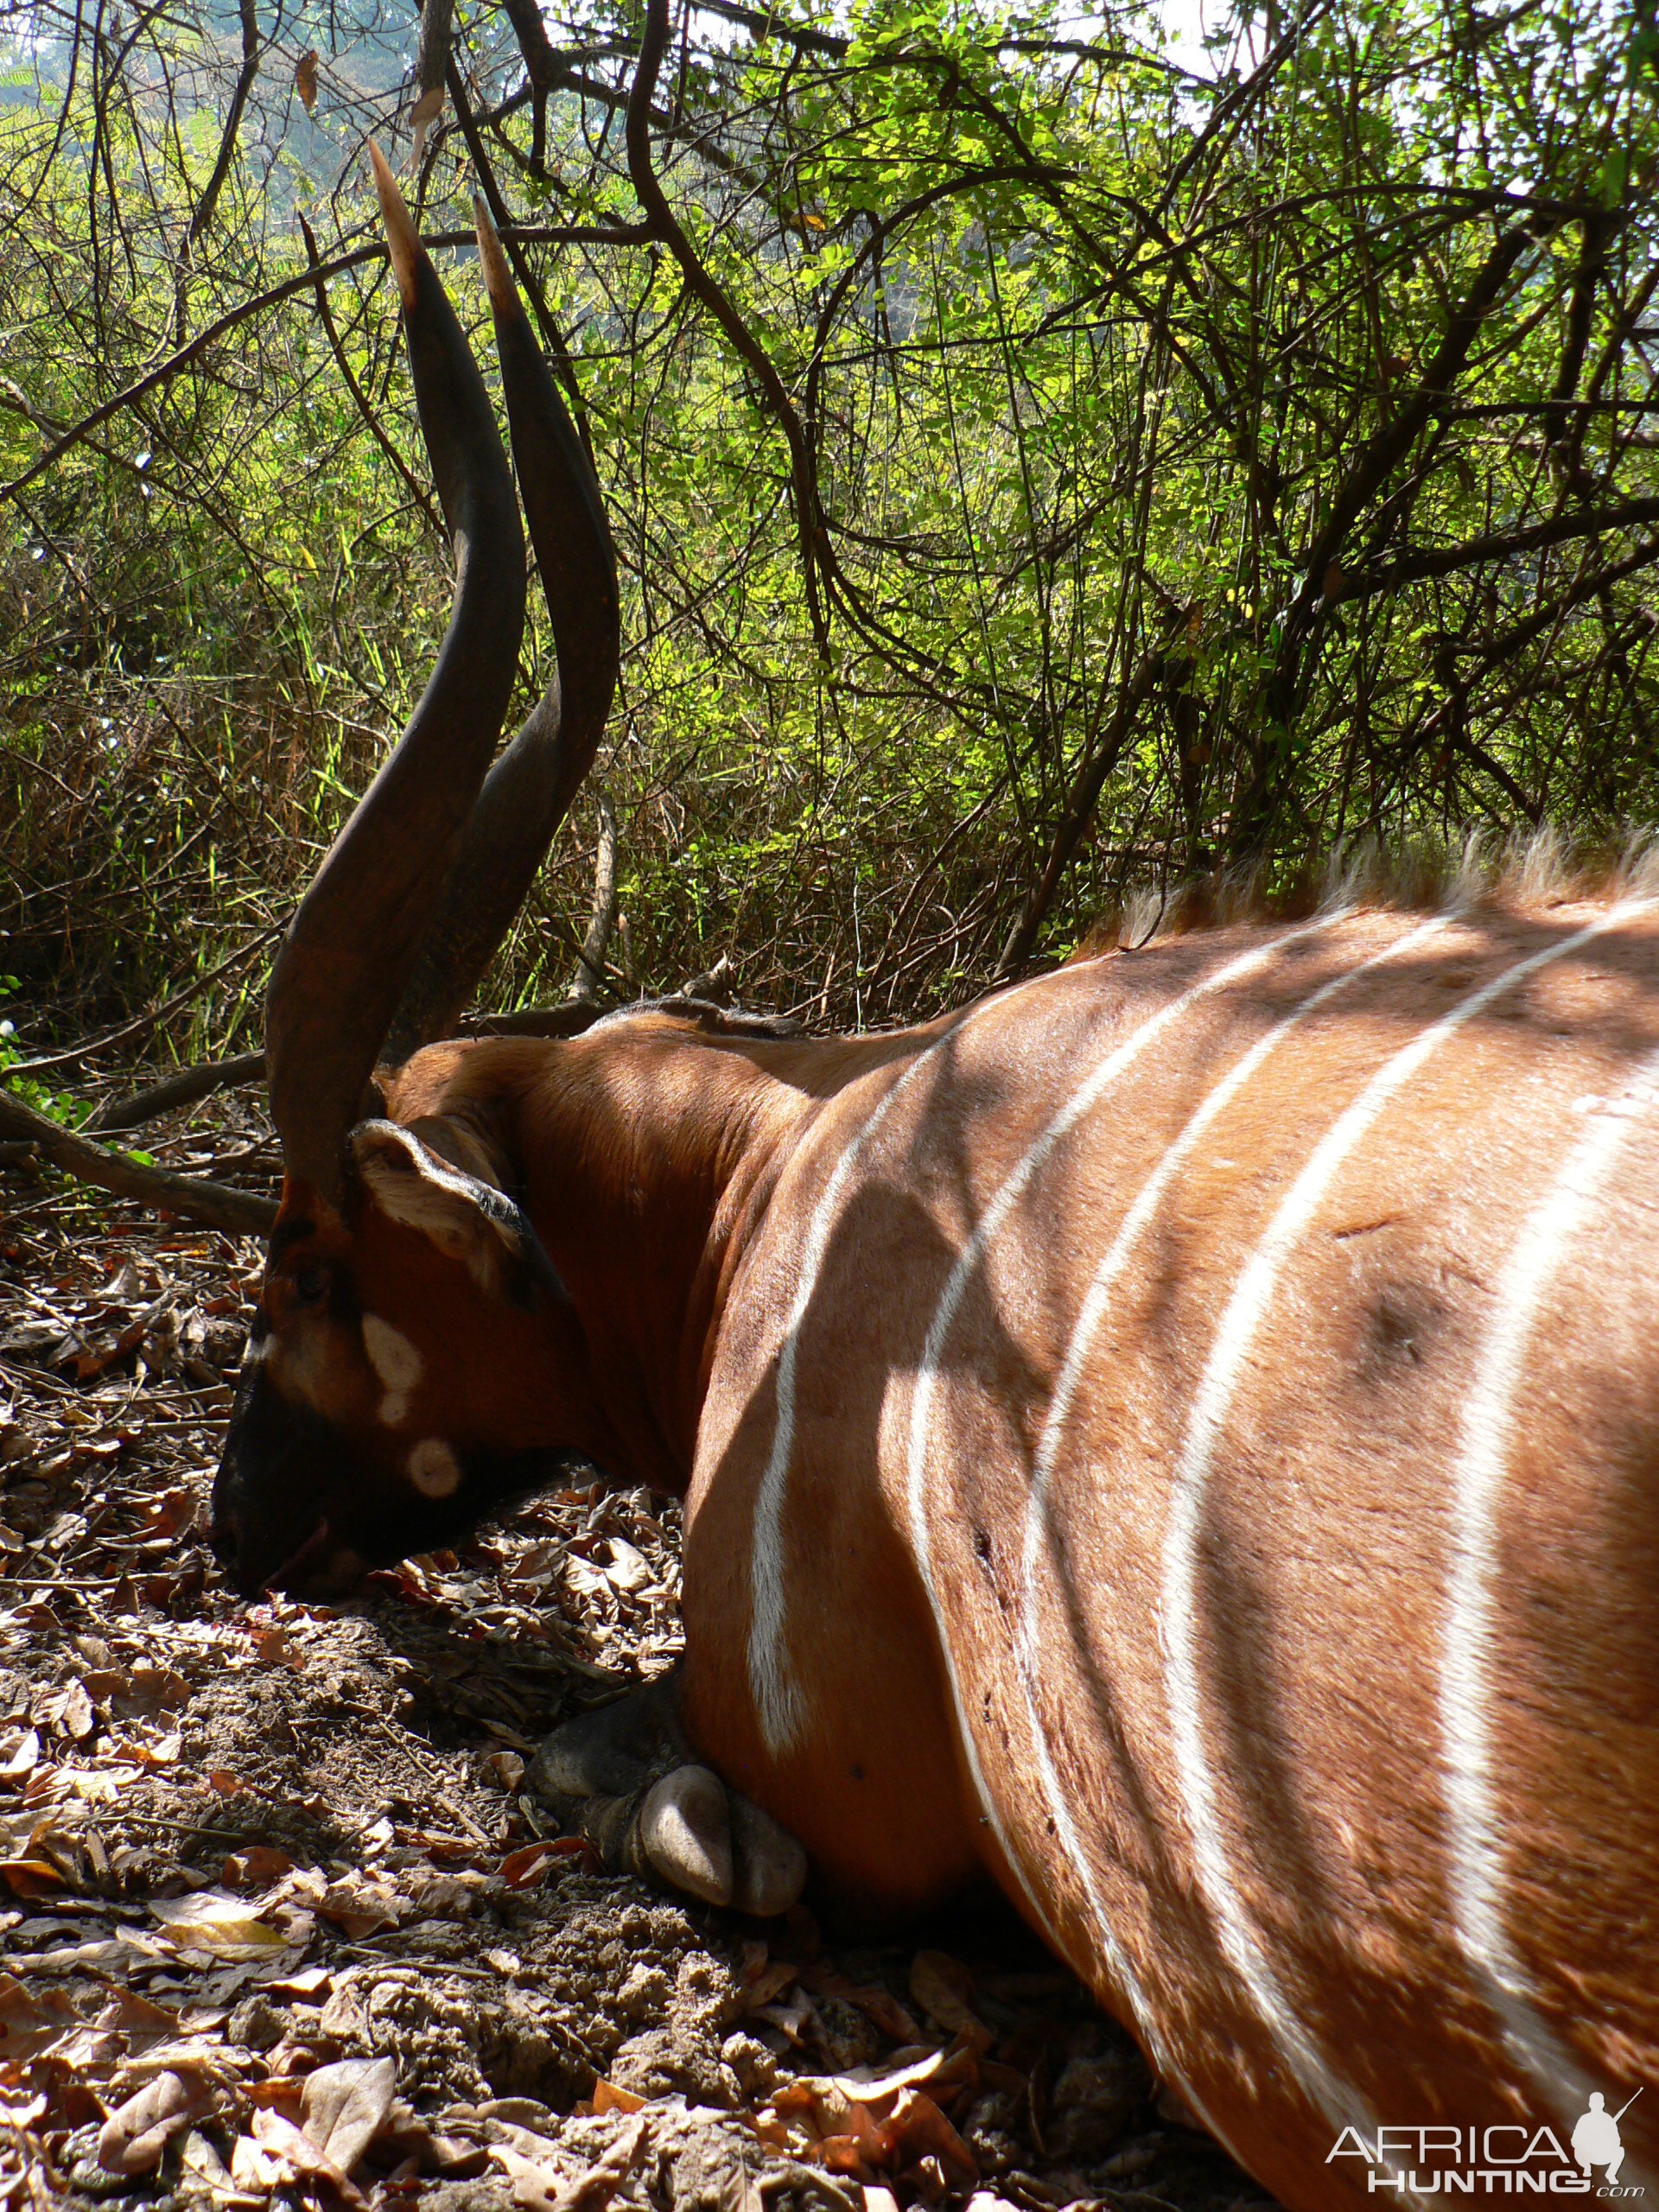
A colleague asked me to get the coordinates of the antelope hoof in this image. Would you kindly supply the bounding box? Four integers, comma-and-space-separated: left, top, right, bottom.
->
525, 1681, 807, 1916
729, 1793, 807, 1917
640, 1765, 733, 1905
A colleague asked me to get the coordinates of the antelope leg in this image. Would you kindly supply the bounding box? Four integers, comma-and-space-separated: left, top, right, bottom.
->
528, 1668, 805, 1916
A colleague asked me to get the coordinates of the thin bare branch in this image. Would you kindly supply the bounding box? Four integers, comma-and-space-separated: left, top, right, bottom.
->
0, 1087, 277, 1235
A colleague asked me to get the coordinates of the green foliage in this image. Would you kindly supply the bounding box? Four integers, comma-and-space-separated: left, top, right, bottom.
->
0, 978, 96, 1127
0, 0, 1656, 1052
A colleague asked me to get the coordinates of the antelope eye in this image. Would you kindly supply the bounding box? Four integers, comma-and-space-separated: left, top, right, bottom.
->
292, 1265, 328, 1307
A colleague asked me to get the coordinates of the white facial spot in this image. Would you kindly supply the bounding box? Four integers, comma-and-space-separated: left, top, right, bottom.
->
362, 1313, 424, 1393
362, 1314, 424, 1427
407, 1437, 461, 1500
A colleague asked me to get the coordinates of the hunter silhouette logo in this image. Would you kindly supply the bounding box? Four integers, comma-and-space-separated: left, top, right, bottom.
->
1574, 2091, 1643, 2189
1327, 2084, 1648, 2194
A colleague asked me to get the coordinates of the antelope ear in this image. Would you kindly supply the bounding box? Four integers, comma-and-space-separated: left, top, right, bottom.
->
348, 1120, 565, 1305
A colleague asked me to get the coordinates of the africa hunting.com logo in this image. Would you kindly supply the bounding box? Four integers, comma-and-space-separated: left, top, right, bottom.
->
1327, 2088, 1644, 2196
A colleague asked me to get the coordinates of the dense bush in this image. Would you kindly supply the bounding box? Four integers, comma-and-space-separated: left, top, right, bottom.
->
1, 0, 1656, 1059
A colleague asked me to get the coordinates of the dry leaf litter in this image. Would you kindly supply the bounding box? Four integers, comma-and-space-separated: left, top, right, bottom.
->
1, 1101, 1277, 2212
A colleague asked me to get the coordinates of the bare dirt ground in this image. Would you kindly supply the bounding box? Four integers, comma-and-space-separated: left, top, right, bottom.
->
0, 1115, 1279, 2212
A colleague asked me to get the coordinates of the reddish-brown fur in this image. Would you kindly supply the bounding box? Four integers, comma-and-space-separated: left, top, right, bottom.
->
225, 160, 1655, 2209
245, 888, 1659, 2212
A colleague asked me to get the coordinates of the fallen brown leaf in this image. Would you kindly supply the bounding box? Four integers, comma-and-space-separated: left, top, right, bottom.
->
35, 1681, 95, 1741
251, 2105, 368, 2206
315, 1872, 409, 1939
118, 1661, 192, 1717
886, 2088, 977, 2184
221, 1844, 295, 1889
798, 1964, 918, 2044
493, 2139, 577, 2212
556, 2112, 652, 2212
499, 1837, 597, 1888
908, 1951, 987, 2047
0, 1727, 40, 1779
137, 1489, 196, 1541
178, 2126, 249, 2201
231, 2129, 284, 2191
252, 1626, 302, 1669
742, 1961, 801, 2012
245, 2078, 307, 2115
98, 2069, 210, 2175
378, 2101, 489, 2177
94, 1989, 181, 2044
0, 1973, 79, 2060
817, 2133, 874, 2178
258, 1964, 332, 2000
150, 1888, 290, 1958
0, 1855, 65, 1897
301, 2055, 397, 2175
74, 1321, 146, 1382
590, 2079, 645, 2115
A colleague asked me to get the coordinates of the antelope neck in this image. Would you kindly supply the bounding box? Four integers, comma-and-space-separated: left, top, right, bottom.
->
462, 1026, 927, 1493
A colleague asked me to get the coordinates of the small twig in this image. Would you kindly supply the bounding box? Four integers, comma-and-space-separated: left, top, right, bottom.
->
84, 1051, 267, 1135
444, 60, 590, 422
569, 796, 618, 1003
1276, 220, 1546, 659
0, 1090, 276, 1236
1336, 503, 1659, 601
0, 251, 376, 508
461, 1002, 605, 1039
182, 0, 259, 253
300, 216, 442, 540
0, 226, 643, 510
996, 632, 1179, 980
626, 0, 830, 651
8, 924, 283, 1077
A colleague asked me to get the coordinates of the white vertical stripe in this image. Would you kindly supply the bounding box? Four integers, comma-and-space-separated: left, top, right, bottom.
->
1160, 898, 1652, 2145
902, 909, 1349, 2142
754, 918, 1334, 1755
1014, 912, 1452, 2086
747, 969, 1058, 1749
1442, 1038, 1659, 2179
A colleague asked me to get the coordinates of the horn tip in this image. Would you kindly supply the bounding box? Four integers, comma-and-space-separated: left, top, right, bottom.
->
370, 141, 423, 308
474, 194, 522, 322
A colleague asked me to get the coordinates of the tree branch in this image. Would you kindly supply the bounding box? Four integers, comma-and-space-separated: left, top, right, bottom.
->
299, 215, 442, 539
1293, 223, 1541, 620
445, 59, 590, 423
0, 1088, 276, 1236
995, 632, 1179, 979
569, 794, 618, 1002
1335, 499, 1659, 600
84, 1052, 266, 1135
184, 0, 259, 251
1229, 218, 1548, 856
0, 221, 643, 510
7, 923, 283, 1077
626, 0, 830, 652
411, 0, 454, 158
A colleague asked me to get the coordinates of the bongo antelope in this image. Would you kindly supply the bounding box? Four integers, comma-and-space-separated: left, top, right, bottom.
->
212, 157, 1659, 2212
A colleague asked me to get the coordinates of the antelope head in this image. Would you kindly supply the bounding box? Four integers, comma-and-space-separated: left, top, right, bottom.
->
212, 154, 620, 1598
